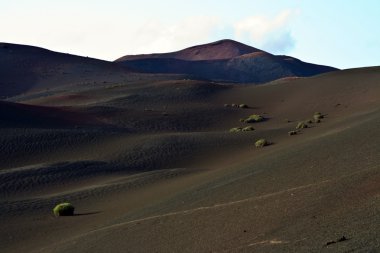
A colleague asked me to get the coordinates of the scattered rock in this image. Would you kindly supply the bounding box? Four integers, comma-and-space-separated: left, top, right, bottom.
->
325, 236, 349, 246
337, 236, 348, 242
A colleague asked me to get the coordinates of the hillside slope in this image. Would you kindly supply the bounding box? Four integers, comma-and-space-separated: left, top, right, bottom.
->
0, 67, 379, 252
0, 43, 137, 97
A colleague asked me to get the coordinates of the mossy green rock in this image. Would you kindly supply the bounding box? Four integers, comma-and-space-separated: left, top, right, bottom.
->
53, 203, 75, 216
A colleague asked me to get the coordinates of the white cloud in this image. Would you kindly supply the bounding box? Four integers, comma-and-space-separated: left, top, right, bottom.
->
233, 10, 298, 54
127, 16, 220, 55
0, 8, 220, 60
0, 4, 298, 60
70, 15, 220, 60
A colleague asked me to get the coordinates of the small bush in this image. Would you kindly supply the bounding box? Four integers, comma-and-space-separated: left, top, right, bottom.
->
242, 126, 255, 131
244, 114, 264, 123
306, 119, 313, 124
224, 104, 230, 107
296, 122, 308, 129
313, 112, 324, 121
229, 127, 243, 133
288, 130, 298, 136
255, 139, 268, 148
239, 104, 248, 108
53, 203, 75, 216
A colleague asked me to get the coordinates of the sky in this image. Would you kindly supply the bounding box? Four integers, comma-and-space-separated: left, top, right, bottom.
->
1, 0, 379, 69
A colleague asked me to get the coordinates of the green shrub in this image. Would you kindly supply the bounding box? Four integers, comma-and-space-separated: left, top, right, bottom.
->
244, 114, 264, 123
306, 119, 313, 124
53, 203, 75, 216
224, 104, 230, 107
313, 112, 324, 121
255, 139, 268, 148
296, 122, 308, 129
242, 126, 255, 131
229, 127, 243, 133
288, 130, 298, 136
230, 126, 255, 132
239, 104, 248, 108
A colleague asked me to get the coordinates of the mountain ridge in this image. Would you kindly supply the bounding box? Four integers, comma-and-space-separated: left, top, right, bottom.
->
116, 39, 264, 61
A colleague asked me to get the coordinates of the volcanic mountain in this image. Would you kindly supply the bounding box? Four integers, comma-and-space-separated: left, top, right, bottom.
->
115, 39, 338, 83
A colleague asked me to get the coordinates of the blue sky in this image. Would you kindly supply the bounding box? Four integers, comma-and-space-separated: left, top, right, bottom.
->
1, 0, 379, 69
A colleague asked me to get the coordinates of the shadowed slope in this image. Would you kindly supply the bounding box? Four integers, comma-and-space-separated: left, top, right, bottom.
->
0, 43, 135, 97
0, 101, 100, 128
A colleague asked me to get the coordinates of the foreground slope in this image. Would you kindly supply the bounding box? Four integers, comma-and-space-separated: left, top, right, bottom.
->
116, 39, 338, 83
0, 67, 379, 252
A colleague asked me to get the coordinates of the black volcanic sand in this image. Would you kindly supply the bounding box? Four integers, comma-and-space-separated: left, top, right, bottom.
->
0, 67, 380, 252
